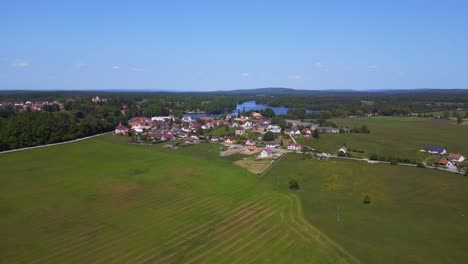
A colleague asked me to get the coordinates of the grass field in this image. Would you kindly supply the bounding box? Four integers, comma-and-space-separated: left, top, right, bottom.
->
0, 135, 356, 264
263, 154, 468, 264
234, 156, 272, 174
298, 117, 468, 162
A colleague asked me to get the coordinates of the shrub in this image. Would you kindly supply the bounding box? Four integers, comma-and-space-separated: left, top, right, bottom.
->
369, 154, 378, 160
417, 162, 425, 168
289, 179, 300, 190
363, 195, 371, 204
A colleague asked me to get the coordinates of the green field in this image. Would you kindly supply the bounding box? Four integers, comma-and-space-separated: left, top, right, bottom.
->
299, 117, 468, 162
0, 135, 355, 264
263, 154, 468, 264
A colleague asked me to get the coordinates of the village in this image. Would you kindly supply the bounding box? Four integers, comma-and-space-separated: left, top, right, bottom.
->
114, 111, 466, 175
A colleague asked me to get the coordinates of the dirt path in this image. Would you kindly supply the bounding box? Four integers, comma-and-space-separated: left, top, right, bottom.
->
0, 132, 111, 155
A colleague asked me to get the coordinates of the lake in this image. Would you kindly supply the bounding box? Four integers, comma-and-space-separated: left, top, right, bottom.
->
184, 100, 319, 118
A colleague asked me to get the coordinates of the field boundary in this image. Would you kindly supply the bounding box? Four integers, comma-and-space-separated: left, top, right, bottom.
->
0, 132, 111, 154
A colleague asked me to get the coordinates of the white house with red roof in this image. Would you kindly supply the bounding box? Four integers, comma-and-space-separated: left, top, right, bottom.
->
287, 143, 302, 151
114, 123, 129, 135
447, 153, 465, 163
245, 138, 256, 146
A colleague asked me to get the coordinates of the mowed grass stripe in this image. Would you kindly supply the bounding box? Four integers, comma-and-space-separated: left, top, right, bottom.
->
199, 225, 284, 264
168, 208, 278, 264
89, 194, 260, 263
87, 201, 230, 264
52, 195, 231, 264
21, 185, 218, 263
229, 228, 288, 264
116, 201, 264, 264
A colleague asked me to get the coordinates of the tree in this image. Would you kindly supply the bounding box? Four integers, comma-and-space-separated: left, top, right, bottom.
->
289, 179, 299, 190
416, 162, 425, 168
263, 131, 275, 141
363, 195, 371, 204
456, 114, 463, 124
312, 129, 319, 139
262, 108, 275, 118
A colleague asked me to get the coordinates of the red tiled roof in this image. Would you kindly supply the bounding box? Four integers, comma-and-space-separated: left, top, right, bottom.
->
439, 159, 450, 165
448, 153, 462, 160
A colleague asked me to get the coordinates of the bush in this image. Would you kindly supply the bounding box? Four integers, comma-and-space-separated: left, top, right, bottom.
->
369, 154, 378, 160
263, 131, 275, 141
337, 151, 346, 157
289, 179, 300, 190
363, 195, 371, 204
417, 162, 425, 168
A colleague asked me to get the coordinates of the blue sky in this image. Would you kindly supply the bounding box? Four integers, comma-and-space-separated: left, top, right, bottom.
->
1, 0, 468, 91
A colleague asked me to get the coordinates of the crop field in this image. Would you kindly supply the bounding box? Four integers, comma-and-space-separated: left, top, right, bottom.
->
298, 117, 468, 162
0, 135, 356, 264
263, 154, 468, 264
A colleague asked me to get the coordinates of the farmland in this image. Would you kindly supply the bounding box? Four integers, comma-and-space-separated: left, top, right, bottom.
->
263, 154, 468, 264
298, 117, 468, 162
0, 135, 355, 264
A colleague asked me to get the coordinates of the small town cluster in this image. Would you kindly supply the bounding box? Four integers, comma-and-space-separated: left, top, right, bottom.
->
113, 111, 331, 159
0, 100, 64, 112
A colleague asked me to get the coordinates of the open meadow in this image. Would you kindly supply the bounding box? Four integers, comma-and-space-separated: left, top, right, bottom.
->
298, 117, 468, 162
263, 154, 468, 264
0, 135, 355, 264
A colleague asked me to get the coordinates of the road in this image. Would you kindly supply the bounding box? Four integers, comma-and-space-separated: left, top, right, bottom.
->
0, 132, 111, 155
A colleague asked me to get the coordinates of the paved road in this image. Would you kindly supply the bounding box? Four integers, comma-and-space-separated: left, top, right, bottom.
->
0, 132, 111, 155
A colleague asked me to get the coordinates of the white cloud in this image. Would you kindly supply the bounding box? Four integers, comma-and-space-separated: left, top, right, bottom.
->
112, 65, 121, 70
74, 63, 88, 69
240, 73, 249, 77
12, 59, 31, 68
287, 75, 302, 80
313, 62, 323, 69
130, 67, 144, 72
368, 65, 378, 71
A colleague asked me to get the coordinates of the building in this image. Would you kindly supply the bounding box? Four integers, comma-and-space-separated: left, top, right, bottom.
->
259, 149, 273, 158
427, 146, 447, 155
114, 123, 129, 135
245, 139, 256, 146
265, 142, 280, 148
338, 146, 347, 154
447, 153, 465, 163
235, 127, 245, 135
287, 143, 302, 151
224, 136, 236, 144
439, 159, 452, 166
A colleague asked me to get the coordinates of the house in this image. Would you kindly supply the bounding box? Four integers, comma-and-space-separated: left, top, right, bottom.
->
259, 149, 273, 158
267, 125, 281, 133
184, 137, 198, 144
151, 116, 175, 122
245, 138, 256, 146
181, 116, 192, 123
427, 146, 447, 155
242, 121, 253, 129
319, 153, 330, 160
287, 143, 302, 151
251, 112, 263, 119
224, 136, 236, 144
447, 153, 465, 163
133, 125, 144, 134
246, 146, 257, 152
161, 133, 175, 141
210, 136, 220, 142
338, 146, 347, 154
439, 159, 452, 166
320, 127, 339, 133
114, 123, 129, 135
301, 128, 312, 135
265, 141, 280, 148
235, 127, 245, 135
